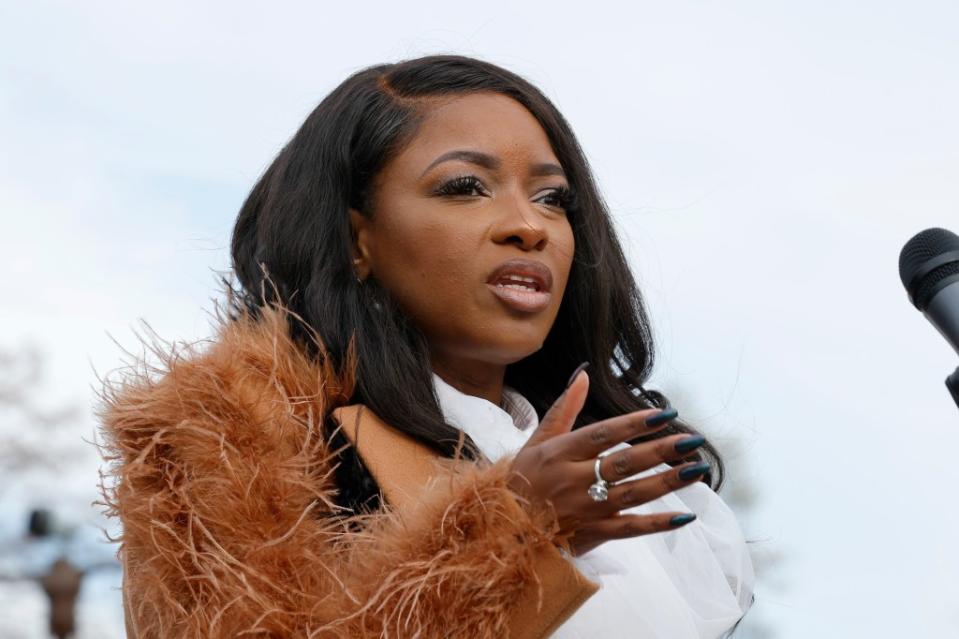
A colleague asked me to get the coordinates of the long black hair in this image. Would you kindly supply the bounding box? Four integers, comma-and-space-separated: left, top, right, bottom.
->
230, 54, 725, 490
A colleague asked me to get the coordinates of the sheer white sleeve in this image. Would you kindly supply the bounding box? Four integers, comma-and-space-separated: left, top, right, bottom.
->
559, 451, 755, 639
431, 377, 755, 639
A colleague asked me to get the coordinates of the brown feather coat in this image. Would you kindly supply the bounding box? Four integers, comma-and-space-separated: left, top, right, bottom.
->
97, 305, 598, 638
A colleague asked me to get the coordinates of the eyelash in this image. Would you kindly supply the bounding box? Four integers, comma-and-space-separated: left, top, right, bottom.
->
434, 175, 575, 211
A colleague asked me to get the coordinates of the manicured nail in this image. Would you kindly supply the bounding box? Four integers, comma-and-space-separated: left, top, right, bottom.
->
670, 513, 697, 527
678, 462, 710, 481
674, 435, 706, 454
565, 361, 590, 389
645, 407, 678, 427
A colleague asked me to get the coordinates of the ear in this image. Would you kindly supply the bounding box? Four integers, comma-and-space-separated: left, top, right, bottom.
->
348, 207, 373, 280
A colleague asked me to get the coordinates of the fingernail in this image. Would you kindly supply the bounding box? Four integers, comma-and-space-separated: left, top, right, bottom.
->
645, 407, 678, 427
674, 435, 706, 454
565, 361, 590, 389
678, 462, 710, 481
670, 513, 697, 527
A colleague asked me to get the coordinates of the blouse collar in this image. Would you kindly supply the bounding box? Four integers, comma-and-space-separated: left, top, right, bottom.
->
431, 373, 539, 462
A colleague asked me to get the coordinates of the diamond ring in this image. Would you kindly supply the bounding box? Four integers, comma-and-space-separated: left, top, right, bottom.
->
587, 455, 610, 502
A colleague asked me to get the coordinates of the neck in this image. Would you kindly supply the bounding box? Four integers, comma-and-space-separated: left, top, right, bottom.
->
430, 357, 505, 406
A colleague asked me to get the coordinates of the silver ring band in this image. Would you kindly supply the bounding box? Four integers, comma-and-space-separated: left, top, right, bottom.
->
587, 454, 610, 502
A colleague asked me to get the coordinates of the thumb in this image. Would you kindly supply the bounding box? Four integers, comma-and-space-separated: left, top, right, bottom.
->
525, 363, 590, 447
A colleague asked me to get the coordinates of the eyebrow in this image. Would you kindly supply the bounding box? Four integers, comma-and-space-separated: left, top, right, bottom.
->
419, 149, 566, 179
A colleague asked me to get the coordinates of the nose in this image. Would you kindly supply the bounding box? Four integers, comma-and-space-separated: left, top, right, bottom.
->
491, 192, 548, 251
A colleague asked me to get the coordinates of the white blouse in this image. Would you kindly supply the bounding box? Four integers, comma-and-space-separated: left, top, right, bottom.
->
432, 373, 755, 639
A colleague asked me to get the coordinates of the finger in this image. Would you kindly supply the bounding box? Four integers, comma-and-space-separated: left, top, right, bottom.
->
598, 433, 707, 484
594, 461, 711, 516
579, 511, 698, 543
556, 406, 679, 461
524, 365, 590, 447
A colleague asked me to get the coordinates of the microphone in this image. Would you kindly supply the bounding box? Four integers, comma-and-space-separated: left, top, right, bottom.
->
899, 227, 959, 408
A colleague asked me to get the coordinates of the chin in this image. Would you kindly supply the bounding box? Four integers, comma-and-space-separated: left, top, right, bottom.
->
489, 334, 548, 363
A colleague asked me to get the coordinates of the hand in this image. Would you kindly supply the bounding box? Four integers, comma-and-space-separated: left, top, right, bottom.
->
506, 367, 709, 557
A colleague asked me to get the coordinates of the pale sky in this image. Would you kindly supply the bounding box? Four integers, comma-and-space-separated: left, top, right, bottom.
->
2, 1, 959, 636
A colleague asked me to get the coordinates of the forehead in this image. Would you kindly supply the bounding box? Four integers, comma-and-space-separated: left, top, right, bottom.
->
392, 92, 559, 173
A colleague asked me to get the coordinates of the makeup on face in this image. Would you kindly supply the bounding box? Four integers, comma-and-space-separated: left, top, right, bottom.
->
355, 92, 576, 378
486, 257, 554, 313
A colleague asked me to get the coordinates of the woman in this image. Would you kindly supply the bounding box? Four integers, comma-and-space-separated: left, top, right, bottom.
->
99, 54, 754, 638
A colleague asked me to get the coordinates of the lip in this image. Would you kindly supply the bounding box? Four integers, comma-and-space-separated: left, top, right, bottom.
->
485, 258, 554, 313
486, 258, 553, 293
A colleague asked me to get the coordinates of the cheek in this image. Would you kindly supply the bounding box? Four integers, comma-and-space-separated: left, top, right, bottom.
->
373, 217, 481, 310
552, 223, 576, 295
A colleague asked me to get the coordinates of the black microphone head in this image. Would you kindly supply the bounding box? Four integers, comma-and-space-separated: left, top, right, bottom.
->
899, 227, 959, 310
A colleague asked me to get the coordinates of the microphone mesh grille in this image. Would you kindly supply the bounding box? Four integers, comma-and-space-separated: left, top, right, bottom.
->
899, 227, 959, 309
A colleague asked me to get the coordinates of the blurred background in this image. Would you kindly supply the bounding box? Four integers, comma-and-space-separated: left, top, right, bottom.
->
2, 1, 958, 636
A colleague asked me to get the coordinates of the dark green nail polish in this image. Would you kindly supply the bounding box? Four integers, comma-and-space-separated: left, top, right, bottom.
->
646, 407, 678, 427
678, 462, 710, 481
565, 361, 589, 389
674, 435, 706, 454
670, 513, 697, 527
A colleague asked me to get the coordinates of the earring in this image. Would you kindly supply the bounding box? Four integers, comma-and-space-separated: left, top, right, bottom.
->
353, 258, 366, 285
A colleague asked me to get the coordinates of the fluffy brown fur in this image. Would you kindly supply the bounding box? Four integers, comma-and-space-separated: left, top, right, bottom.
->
97, 304, 577, 638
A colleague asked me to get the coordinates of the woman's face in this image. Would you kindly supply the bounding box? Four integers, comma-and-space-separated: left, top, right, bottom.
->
350, 91, 575, 391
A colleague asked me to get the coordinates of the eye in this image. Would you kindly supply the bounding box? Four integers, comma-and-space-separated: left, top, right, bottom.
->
537, 185, 575, 212
434, 175, 489, 198
434, 176, 576, 213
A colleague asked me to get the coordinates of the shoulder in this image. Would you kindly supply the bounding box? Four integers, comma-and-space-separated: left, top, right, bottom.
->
97, 304, 356, 482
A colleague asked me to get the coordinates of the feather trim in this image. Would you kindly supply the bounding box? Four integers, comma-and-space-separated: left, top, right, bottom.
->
96, 303, 576, 638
